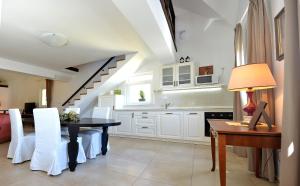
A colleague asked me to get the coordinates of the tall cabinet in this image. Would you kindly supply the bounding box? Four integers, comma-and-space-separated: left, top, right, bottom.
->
161, 62, 194, 89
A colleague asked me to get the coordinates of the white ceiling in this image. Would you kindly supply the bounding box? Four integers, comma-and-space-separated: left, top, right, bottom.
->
173, 0, 249, 26
0, 0, 150, 70
172, 0, 220, 18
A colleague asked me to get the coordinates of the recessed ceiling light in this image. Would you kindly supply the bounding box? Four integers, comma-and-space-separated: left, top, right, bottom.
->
40, 33, 68, 47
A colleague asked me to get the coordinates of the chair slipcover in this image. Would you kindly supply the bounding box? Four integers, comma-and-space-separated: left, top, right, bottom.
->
63, 107, 111, 159
30, 108, 86, 175
7, 109, 35, 164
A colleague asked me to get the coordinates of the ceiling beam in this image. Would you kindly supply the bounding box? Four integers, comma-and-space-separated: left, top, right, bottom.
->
0, 57, 73, 81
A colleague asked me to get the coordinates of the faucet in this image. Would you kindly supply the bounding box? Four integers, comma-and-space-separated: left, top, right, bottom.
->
165, 103, 171, 110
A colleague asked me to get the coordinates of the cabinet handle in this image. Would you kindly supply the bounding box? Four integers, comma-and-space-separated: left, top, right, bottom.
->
165, 113, 173, 114
189, 113, 198, 115
141, 126, 148, 129
142, 116, 148, 119
142, 112, 148, 114
132, 113, 134, 118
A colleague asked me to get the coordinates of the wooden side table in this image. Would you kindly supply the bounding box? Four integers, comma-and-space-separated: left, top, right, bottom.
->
208, 119, 281, 186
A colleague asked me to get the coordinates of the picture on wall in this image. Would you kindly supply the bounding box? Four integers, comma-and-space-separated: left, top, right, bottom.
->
274, 8, 285, 61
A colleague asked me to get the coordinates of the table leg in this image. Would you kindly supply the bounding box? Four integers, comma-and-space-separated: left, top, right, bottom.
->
218, 134, 226, 186
255, 148, 262, 178
210, 130, 216, 171
101, 126, 109, 155
68, 125, 79, 171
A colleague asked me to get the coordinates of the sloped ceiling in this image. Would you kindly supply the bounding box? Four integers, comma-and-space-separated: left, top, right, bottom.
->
0, 0, 150, 71
173, 0, 248, 26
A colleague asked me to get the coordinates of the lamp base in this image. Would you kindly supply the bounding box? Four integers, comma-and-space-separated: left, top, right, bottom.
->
243, 90, 256, 116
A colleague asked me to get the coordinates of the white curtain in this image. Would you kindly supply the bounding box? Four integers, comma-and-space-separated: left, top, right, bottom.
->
233, 23, 248, 157
246, 0, 276, 181
280, 0, 300, 185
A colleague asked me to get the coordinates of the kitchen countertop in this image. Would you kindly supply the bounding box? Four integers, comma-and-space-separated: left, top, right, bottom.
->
114, 106, 233, 111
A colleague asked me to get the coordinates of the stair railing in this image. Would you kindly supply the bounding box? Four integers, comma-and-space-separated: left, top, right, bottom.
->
62, 56, 116, 106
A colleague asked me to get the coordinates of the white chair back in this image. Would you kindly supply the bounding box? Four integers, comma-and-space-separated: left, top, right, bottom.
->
64, 107, 80, 114
8, 109, 24, 143
33, 108, 61, 154
92, 107, 111, 119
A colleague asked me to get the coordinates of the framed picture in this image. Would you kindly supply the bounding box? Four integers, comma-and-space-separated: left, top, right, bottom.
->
199, 65, 213, 75
274, 8, 285, 61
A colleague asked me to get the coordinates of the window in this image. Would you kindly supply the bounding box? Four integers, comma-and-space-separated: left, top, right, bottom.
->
41, 89, 47, 106
125, 73, 153, 105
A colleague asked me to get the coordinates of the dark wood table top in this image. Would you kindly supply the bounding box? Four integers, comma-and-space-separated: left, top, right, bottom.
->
208, 119, 281, 136
61, 118, 121, 127
22, 117, 121, 127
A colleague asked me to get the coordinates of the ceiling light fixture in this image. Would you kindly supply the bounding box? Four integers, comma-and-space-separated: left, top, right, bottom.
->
40, 33, 69, 47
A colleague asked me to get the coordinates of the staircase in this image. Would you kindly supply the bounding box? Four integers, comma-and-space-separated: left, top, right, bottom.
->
62, 55, 126, 108
62, 53, 144, 117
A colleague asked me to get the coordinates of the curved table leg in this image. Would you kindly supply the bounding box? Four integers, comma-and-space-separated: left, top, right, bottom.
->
68, 125, 79, 171
101, 126, 109, 155
210, 129, 216, 171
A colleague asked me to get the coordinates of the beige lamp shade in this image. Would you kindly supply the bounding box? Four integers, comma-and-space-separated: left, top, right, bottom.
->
228, 64, 276, 91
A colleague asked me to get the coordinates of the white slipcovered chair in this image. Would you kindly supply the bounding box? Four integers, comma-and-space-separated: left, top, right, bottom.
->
30, 108, 86, 175
7, 109, 35, 164
76, 107, 111, 159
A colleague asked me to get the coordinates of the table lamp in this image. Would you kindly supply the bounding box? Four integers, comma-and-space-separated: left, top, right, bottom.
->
228, 64, 276, 117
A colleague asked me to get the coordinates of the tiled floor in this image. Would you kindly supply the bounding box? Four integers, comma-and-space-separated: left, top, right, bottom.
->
0, 136, 278, 186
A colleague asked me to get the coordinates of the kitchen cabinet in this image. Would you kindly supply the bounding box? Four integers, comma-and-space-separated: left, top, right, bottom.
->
158, 112, 183, 139
184, 112, 204, 141
132, 112, 158, 137
113, 109, 232, 143
115, 112, 133, 135
161, 62, 194, 89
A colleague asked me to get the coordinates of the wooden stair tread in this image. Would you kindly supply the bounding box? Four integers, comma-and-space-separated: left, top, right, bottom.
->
80, 93, 87, 95
108, 66, 116, 69
86, 87, 94, 89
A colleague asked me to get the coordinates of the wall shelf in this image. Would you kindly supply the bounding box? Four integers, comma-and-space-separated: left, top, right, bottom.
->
154, 84, 224, 94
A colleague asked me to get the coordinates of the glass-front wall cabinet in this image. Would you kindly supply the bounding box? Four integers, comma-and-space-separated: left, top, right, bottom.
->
161, 62, 194, 89
162, 66, 175, 87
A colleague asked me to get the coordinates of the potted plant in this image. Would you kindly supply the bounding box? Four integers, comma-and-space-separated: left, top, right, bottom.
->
139, 90, 145, 102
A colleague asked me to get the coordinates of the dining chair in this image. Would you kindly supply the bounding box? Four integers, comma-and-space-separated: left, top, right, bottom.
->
75, 107, 111, 158
92, 107, 111, 119
7, 109, 35, 164
30, 108, 86, 175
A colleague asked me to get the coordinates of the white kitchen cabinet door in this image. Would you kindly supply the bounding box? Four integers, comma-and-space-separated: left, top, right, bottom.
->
115, 112, 133, 135
184, 112, 204, 141
177, 63, 194, 87
161, 65, 176, 88
158, 112, 183, 139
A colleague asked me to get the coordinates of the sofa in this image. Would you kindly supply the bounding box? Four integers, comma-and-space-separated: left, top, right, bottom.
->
0, 113, 11, 143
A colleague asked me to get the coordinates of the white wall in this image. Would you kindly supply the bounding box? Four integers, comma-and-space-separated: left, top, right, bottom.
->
116, 9, 235, 108
0, 70, 45, 110
268, 0, 285, 126
175, 7, 235, 85
51, 59, 107, 110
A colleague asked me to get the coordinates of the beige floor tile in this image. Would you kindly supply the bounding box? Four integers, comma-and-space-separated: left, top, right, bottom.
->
133, 178, 174, 186
141, 161, 193, 186
0, 136, 279, 186
79, 169, 137, 186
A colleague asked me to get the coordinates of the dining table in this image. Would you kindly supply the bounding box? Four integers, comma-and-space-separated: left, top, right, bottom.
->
22, 117, 121, 171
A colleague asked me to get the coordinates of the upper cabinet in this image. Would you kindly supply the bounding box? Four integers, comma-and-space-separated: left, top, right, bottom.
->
161, 62, 194, 89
